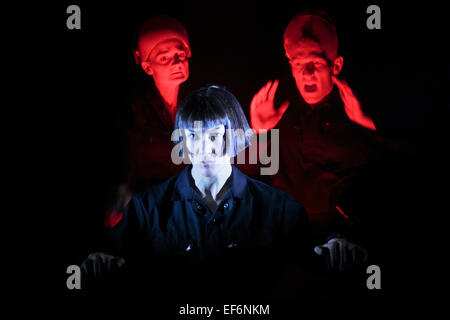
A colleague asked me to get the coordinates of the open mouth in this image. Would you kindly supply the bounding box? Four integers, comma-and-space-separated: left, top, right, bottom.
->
170, 72, 185, 79
304, 84, 317, 93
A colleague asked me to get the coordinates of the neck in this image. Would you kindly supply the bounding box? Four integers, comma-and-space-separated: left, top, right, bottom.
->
191, 163, 232, 201
154, 80, 179, 121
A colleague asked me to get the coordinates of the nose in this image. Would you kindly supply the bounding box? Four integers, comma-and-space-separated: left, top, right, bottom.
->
303, 62, 315, 75
202, 138, 215, 156
172, 53, 182, 65
194, 137, 215, 157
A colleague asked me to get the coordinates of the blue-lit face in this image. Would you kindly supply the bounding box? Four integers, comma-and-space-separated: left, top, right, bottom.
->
183, 125, 229, 177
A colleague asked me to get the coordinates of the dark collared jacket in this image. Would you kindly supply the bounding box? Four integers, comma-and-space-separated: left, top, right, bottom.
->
272, 87, 382, 224
103, 165, 321, 291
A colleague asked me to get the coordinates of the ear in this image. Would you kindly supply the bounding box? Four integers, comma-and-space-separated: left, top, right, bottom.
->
141, 61, 153, 76
332, 56, 343, 75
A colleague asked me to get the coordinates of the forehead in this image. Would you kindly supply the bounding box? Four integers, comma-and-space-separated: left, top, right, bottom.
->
151, 39, 187, 56
290, 39, 325, 59
185, 125, 225, 133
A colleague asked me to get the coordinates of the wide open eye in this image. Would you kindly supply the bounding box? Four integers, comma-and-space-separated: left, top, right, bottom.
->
188, 132, 202, 141
291, 59, 302, 68
177, 52, 187, 61
158, 55, 170, 64
314, 60, 326, 67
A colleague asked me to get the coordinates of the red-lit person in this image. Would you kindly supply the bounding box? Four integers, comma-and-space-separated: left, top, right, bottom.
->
250, 11, 381, 224
105, 16, 191, 229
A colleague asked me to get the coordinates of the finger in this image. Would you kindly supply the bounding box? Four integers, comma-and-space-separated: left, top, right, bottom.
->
329, 242, 339, 270
94, 256, 105, 279
123, 195, 132, 209
340, 243, 347, 271
252, 85, 265, 108
250, 93, 259, 113
314, 245, 323, 256
98, 254, 111, 275
331, 75, 347, 94
93, 258, 100, 280
117, 257, 126, 268
80, 260, 88, 275
332, 75, 346, 88
267, 79, 279, 102
82, 258, 93, 278
255, 82, 269, 106
358, 246, 369, 263
110, 257, 126, 273
317, 245, 330, 269
105, 257, 112, 274
332, 76, 353, 100
353, 245, 368, 265
276, 100, 289, 116
263, 80, 273, 99
257, 85, 267, 106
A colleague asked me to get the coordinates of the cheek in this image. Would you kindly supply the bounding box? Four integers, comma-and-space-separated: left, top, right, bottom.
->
152, 65, 171, 80
216, 141, 225, 155
181, 61, 189, 75
185, 140, 195, 154
291, 66, 301, 79
317, 70, 332, 90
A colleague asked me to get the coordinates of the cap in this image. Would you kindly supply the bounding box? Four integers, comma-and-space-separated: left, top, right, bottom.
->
283, 11, 338, 62
134, 15, 191, 64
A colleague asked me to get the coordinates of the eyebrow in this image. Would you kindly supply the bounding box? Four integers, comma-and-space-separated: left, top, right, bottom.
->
155, 49, 170, 57
186, 126, 224, 132
155, 46, 187, 57
293, 50, 324, 58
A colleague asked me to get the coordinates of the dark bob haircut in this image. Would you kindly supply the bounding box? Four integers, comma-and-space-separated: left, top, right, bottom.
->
174, 85, 254, 157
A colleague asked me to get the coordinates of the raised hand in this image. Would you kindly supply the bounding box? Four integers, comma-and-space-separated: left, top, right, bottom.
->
250, 80, 289, 133
332, 75, 376, 131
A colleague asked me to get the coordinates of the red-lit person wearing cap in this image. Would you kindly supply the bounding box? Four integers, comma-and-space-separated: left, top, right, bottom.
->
105, 16, 191, 229
250, 11, 381, 224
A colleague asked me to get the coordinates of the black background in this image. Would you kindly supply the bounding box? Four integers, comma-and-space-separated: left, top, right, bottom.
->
2, 0, 448, 312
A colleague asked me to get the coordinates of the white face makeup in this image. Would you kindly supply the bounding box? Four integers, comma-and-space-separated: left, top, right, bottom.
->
144, 39, 190, 85
183, 125, 230, 177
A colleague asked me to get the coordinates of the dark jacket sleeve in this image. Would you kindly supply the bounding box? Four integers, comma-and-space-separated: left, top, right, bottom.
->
278, 198, 316, 265
102, 195, 149, 259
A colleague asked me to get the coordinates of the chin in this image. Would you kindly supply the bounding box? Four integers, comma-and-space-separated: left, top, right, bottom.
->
193, 162, 215, 176
169, 73, 188, 83
301, 94, 324, 104
200, 167, 217, 178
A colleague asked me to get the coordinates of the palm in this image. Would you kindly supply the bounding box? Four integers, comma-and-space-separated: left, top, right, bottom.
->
250, 80, 289, 133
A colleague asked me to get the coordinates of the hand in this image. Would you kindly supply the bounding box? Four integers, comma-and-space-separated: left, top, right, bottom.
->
113, 183, 133, 212
81, 252, 125, 281
314, 238, 368, 271
332, 76, 376, 131
250, 80, 289, 133
105, 183, 133, 229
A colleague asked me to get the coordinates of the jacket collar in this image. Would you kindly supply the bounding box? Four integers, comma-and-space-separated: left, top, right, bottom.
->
171, 164, 251, 201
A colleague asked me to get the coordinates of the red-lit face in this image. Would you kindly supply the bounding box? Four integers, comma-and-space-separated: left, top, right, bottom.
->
289, 39, 336, 104
142, 39, 189, 85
